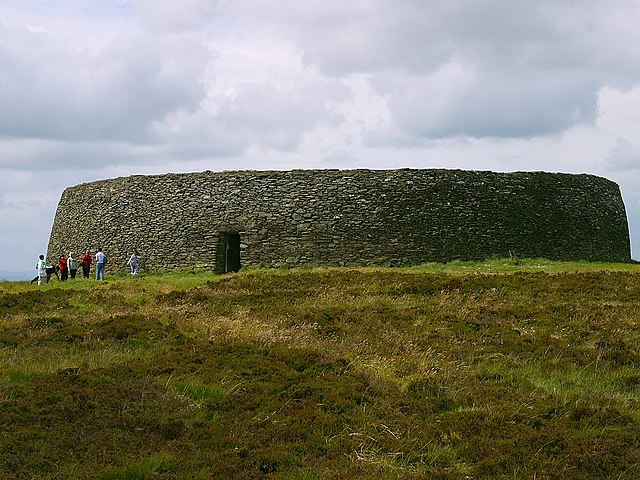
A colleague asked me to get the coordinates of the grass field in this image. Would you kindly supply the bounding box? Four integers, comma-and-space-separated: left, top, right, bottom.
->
1, 259, 639, 479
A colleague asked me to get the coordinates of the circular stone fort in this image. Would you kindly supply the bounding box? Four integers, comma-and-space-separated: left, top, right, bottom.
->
47, 169, 631, 273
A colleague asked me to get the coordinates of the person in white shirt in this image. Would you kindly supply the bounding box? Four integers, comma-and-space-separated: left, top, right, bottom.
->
35, 255, 47, 286
95, 248, 107, 280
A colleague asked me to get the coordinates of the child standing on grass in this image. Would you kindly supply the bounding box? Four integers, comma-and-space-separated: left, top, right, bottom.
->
35, 255, 46, 286
128, 251, 140, 276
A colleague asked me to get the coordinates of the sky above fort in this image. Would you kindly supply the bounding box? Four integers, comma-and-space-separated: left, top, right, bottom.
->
1, 0, 640, 272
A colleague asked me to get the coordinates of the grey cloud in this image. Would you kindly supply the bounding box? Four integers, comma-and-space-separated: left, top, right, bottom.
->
0, 23, 208, 143
0, 75, 341, 171
270, 0, 640, 78
243, 0, 640, 141
0, 11, 348, 171
0, 139, 166, 171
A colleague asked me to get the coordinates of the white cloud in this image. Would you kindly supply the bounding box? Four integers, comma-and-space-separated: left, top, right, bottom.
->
606, 138, 640, 171
133, 0, 221, 33
597, 85, 640, 140
375, 66, 598, 141
0, 171, 62, 270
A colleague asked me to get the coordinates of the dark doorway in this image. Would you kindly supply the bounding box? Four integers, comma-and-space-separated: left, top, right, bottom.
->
220, 232, 241, 273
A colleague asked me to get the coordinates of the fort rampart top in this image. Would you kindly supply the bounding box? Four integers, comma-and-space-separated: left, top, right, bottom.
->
47, 169, 631, 273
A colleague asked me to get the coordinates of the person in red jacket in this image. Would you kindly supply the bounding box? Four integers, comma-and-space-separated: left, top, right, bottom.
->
59, 255, 68, 281
81, 250, 92, 279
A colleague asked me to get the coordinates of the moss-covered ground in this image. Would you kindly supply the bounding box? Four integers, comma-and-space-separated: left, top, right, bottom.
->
1, 259, 639, 479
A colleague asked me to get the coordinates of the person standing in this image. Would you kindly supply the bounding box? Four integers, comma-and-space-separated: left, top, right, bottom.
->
45, 263, 59, 283
81, 250, 92, 279
128, 251, 140, 276
68, 252, 78, 279
59, 255, 68, 281
35, 255, 47, 286
31, 256, 47, 285
95, 248, 106, 280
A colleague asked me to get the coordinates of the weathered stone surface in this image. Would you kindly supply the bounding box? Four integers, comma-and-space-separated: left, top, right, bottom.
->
46, 169, 632, 273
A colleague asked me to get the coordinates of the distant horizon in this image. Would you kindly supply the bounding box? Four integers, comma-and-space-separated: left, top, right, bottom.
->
0, 269, 34, 282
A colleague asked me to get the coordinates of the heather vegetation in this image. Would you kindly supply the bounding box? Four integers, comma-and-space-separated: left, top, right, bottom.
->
1, 259, 639, 479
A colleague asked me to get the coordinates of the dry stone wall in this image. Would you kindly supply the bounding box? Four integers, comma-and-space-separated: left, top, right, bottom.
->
47, 169, 631, 273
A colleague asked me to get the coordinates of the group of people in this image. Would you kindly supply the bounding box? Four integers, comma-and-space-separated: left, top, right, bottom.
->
32, 248, 141, 285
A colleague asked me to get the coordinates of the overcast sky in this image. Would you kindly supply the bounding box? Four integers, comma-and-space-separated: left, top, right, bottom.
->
2, 0, 640, 272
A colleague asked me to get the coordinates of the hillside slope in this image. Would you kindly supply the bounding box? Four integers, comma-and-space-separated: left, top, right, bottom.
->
1, 264, 639, 479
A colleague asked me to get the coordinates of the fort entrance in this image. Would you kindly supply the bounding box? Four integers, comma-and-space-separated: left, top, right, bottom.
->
217, 232, 241, 273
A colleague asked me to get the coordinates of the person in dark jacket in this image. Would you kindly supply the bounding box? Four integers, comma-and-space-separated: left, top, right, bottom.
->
46, 264, 59, 283
32, 263, 59, 283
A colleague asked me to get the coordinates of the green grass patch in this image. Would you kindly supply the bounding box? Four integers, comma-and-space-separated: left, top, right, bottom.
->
98, 453, 173, 479
166, 377, 229, 404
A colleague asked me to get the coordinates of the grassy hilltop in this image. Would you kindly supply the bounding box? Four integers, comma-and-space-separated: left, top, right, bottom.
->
1, 259, 640, 479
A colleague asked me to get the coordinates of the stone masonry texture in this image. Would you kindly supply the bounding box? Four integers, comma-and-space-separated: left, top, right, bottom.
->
47, 169, 631, 273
